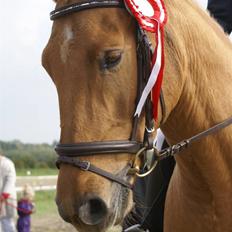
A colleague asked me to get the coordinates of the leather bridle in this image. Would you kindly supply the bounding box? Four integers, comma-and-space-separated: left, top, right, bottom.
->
50, 0, 161, 189
50, 0, 232, 189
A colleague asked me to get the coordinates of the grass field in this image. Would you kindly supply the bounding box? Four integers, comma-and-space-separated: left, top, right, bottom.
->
33, 190, 57, 216
16, 168, 58, 176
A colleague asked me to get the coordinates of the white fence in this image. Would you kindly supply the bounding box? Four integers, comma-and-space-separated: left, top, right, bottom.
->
16, 175, 58, 192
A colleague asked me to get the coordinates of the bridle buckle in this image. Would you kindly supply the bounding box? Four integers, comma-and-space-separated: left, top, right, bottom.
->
80, 161, 91, 171
130, 147, 159, 178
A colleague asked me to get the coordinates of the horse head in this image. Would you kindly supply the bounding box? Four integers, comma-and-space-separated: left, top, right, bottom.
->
42, 0, 232, 231
42, 1, 152, 231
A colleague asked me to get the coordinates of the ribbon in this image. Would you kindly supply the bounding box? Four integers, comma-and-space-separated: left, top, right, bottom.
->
124, 0, 167, 122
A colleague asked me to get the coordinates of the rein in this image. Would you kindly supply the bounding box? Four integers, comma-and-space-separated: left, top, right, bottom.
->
158, 116, 232, 161
50, 0, 232, 189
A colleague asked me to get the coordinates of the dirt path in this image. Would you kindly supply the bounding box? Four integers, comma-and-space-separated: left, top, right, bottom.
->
32, 212, 121, 232
31, 213, 76, 232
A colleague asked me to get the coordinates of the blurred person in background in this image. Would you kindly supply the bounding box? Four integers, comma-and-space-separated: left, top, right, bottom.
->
0, 152, 17, 232
17, 185, 35, 232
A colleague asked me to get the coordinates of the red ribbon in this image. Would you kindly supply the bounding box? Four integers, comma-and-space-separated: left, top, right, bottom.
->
124, 0, 167, 122
152, 25, 165, 120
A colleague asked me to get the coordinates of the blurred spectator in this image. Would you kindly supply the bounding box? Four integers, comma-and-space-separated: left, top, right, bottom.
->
0, 153, 17, 232
17, 185, 35, 232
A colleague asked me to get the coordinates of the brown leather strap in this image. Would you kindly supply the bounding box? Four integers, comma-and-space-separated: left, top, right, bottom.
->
158, 116, 232, 160
55, 140, 143, 156
56, 156, 133, 189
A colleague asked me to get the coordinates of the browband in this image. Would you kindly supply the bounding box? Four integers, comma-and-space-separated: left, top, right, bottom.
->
50, 0, 124, 20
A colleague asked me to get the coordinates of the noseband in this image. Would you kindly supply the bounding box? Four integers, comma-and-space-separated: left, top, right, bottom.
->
50, 0, 232, 189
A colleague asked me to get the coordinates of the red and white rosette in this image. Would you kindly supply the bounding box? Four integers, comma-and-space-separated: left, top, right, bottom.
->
124, 0, 167, 122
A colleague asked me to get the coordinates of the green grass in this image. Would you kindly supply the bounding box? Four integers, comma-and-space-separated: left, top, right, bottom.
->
34, 190, 57, 216
16, 168, 58, 176
34, 190, 57, 217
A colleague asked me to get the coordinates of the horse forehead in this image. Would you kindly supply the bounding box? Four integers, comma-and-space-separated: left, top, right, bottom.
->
58, 16, 122, 48
70, 9, 123, 33
52, 2, 127, 37
53, 12, 125, 54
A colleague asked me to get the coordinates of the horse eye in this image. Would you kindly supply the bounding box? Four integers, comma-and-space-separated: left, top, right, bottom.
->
100, 50, 122, 70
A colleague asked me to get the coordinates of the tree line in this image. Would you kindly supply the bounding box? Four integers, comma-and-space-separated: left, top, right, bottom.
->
0, 140, 57, 169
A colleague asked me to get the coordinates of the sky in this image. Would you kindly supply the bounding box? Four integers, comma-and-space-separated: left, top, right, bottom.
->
0, 0, 58, 143
0, 0, 230, 144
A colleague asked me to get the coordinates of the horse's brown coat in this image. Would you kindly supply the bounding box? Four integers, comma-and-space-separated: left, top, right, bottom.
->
42, 0, 232, 231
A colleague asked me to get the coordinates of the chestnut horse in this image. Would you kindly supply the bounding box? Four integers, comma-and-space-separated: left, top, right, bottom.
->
42, 0, 232, 231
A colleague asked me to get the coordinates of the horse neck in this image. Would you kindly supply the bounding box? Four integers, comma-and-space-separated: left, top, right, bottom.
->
161, 0, 232, 200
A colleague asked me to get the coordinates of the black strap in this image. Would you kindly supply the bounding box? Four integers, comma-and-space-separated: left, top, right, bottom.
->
50, 0, 124, 20
56, 156, 133, 189
159, 89, 166, 125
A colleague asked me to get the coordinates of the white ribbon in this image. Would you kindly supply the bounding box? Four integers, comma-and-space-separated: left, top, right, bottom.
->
134, 23, 162, 117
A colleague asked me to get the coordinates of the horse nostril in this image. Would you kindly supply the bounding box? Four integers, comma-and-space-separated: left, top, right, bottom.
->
78, 196, 108, 225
